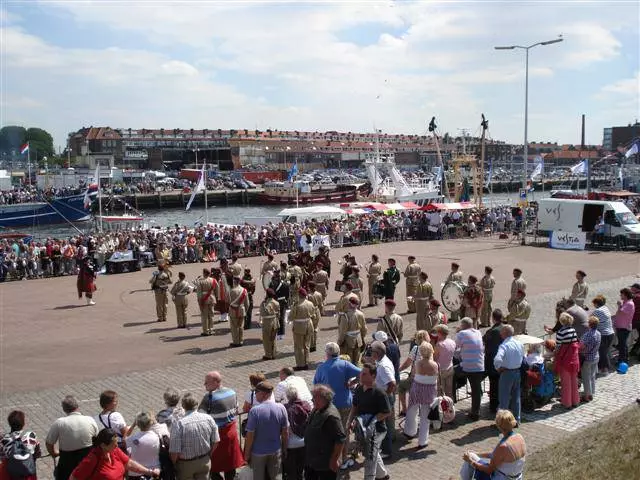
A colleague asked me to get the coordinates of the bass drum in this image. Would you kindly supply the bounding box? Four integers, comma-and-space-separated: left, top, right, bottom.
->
262, 271, 274, 292
373, 280, 385, 299
441, 281, 465, 313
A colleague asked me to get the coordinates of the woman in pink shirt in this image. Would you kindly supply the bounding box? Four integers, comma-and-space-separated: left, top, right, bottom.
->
434, 324, 456, 399
613, 288, 635, 364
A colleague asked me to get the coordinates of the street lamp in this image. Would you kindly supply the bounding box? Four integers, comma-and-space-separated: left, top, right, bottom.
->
495, 37, 563, 243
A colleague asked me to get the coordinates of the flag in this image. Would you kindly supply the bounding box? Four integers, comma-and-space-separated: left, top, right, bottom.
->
83, 165, 99, 209
530, 155, 544, 180
20, 143, 29, 154
485, 159, 493, 188
570, 160, 587, 175
186, 165, 205, 211
625, 141, 639, 159
288, 162, 298, 182
619, 167, 624, 185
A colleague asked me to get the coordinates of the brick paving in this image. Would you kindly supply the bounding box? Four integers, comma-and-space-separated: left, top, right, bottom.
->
1, 238, 639, 479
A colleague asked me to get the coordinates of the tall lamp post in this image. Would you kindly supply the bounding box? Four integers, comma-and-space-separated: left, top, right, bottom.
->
495, 37, 563, 243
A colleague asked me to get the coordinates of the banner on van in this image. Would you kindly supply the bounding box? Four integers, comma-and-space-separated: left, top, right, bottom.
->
300, 234, 331, 255
550, 231, 586, 250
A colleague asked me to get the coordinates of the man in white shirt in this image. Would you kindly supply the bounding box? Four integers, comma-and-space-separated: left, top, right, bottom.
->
369, 340, 396, 458
273, 367, 313, 410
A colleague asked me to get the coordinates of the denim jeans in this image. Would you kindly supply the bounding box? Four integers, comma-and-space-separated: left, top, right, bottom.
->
598, 333, 615, 371
616, 328, 631, 363
498, 369, 521, 422
364, 429, 387, 480
381, 394, 395, 455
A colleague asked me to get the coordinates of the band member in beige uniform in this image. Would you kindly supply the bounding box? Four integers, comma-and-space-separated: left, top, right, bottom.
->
260, 288, 281, 360
229, 276, 249, 347
150, 261, 172, 322
336, 281, 359, 314
508, 268, 526, 311
307, 281, 324, 352
403, 256, 421, 314
426, 299, 447, 332
365, 254, 383, 307
288, 262, 304, 308
570, 270, 589, 307
347, 267, 364, 305
506, 289, 531, 334
194, 268, 218, 336
462, 275, 484, 329
291, 287, 317, 370
414, 272, 434, 331
229, 255, 242, 278
446, 262, 463, 322
376, 299, 404, 342
170, 271, 193, 328
479, 266, 496, 327
337, 296, 367, 365
260, 253, 278, 285
312, 262, 329, 301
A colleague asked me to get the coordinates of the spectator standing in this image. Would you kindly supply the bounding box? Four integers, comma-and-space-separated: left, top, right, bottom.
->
95, 391, 132, 450
493, 325, 525, 424
198, 372, 243, 480
580, 316, 601, 402
304, 385, 346, 480
125, 412, 168, 479
313, 342, 361, 470
45, 396, 99, 480
555, 312, 581, 409
455, 317, 485, 421
274, 367, 314, 410
156, 388, 185, 430
629, 283, 640, 359
613, 288, 635, 364
591, 295, 615, 374
243, 381, 289, 480
283, 385, 311, 480
369, 341, 396, 459
433, 324, 456, 400
169, 393, 219, 480
483, 309, 505, 413
0, 410, 41, 480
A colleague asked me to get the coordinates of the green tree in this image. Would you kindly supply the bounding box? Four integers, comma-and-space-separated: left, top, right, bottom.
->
24, 127, 55, 161
0, 126, 27, 153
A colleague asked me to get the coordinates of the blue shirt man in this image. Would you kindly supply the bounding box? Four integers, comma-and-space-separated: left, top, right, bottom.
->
313, 342, 362, 410
494, 325, 525, 423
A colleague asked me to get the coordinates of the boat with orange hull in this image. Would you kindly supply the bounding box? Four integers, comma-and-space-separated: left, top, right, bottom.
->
258, 181, 358, 205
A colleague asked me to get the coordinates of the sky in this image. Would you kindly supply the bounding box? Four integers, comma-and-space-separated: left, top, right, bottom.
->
1, 0, 639, 150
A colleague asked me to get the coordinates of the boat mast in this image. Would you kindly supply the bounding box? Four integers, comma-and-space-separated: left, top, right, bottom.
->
479, 114, 488, 208
97, 162, 103, 233
428, 117, 449, 201
204, 161, 209, 224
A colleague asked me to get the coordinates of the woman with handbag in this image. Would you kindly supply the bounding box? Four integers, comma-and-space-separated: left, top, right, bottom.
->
396, 330, 429, 417
402, 343, 438, 449
125, 413, 169, 480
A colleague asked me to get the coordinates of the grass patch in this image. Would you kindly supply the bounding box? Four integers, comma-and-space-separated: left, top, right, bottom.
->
526, 405, 640, 480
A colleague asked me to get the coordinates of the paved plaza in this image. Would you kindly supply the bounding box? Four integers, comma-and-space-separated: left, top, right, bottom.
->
1, 237, 639, 479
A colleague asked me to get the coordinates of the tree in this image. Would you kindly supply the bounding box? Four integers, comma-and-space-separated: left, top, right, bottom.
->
23, 127, 54, 161
0, 126, 27, 154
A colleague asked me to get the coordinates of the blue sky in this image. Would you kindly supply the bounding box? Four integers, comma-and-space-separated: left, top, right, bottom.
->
1, 1, 638, 149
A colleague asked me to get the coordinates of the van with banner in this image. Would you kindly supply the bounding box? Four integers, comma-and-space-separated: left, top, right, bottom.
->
536, 198, 640, 243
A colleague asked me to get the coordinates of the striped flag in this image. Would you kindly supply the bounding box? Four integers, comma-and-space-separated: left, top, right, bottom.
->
20, 142, 29, 154
83, 165, 99, 209
625, 140, 639, 159
570, 160, 587, 175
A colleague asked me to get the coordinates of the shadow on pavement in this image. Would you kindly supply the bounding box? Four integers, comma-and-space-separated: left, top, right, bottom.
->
123, 320, 158, 327
449, 423, 498, 446
52, 304, 88, 310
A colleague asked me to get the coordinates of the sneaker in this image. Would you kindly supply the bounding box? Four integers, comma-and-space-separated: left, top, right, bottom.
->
88, 300, 96, 305
340, 458, 355, 470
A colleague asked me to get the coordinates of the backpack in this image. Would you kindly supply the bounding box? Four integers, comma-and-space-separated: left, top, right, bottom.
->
5, 433, 36, 478
287, 401, 311, 438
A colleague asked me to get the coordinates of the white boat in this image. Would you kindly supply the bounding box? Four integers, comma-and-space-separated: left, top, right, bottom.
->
95, 214, 145, 232
277, 205, 346, 223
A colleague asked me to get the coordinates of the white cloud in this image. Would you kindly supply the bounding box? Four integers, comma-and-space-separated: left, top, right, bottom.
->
600, 72, 640, 97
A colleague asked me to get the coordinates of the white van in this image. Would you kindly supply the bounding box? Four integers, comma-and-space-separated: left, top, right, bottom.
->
536, 198, 640, 241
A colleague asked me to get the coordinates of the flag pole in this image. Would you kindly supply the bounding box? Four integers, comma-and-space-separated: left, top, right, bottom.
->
204, 162, 208, 225
27, 141, 31, 186
97, 162, 103, 233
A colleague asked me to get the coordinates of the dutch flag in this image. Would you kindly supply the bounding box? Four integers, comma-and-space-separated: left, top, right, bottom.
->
20, 143, 29, 154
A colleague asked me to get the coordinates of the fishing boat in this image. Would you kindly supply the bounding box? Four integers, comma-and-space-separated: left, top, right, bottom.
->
258, 180, 358, 205
0, 191, 97, 228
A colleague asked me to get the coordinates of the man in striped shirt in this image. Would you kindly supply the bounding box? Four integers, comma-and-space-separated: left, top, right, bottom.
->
199, 371, 243, 480
455, 317, 485, 421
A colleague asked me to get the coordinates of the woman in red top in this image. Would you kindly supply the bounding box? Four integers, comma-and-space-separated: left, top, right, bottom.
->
70, 429, 159, 480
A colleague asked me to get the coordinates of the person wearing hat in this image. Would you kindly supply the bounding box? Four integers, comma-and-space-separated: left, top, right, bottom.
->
508, 268, 526, 312
403, 255, 422, 313
382, 258, 400, 300
288, 260, 304, 312
260, 252, 278, 287
306, 281, 324, 353
170, 271, 194, 329
229, 254, 242, 278
336, 281, 359, 314
215, 263, 231, 323
377, 299, 404, 344
337, 296, 367, 366
229, 276, 250, 347
445, 262, 464, 322
269, 269, 290, 340
260, 288, 281, 360
479, 266, 496, 328
426, 298, 447, 332
195, 268, 219, 335
150, 260, 173, 322
365, 254, 383, 307
312, 262, 329, 301
570, 270, 589, 308
506, 289, 531, 334
414, 272, 433, 331
462, 275, 484, 329
241, 267, 256, 329
347, 266, 364, 305
290, 287, 318, 370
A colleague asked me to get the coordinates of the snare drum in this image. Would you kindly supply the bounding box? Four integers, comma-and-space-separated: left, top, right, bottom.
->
334, 279, 343, 292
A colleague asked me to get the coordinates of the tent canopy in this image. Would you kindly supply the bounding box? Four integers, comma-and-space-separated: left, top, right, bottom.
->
420, 202, 476, 212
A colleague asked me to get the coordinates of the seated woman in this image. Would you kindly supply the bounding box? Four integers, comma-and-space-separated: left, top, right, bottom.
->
460, 410, 526, 480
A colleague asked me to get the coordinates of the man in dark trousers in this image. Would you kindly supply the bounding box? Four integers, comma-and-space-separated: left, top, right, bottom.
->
483, 309, 505, 413
270, 269, 290, 340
